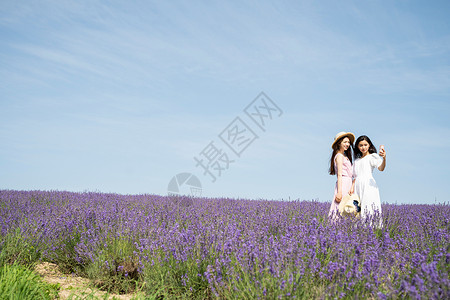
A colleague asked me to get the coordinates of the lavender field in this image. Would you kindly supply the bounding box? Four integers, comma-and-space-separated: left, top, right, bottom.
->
0, 190, 449, 299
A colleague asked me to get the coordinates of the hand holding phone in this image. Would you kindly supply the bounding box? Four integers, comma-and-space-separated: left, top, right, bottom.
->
379, 145, 386, 157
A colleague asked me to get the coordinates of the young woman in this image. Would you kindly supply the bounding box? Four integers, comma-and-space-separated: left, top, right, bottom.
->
328, 132, 355, 218
353, 135, 387, 225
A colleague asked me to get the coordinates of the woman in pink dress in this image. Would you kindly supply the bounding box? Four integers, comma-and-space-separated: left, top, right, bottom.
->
328, 132, 355, 218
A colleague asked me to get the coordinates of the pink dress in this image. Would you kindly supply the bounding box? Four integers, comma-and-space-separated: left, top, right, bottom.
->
329, 153, 353, 217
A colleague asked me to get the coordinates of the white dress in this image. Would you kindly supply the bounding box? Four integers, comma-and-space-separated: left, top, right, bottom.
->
353, 153, 383, 223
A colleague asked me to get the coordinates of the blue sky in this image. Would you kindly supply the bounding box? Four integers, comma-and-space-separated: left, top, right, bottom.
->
1, 0, 449, 204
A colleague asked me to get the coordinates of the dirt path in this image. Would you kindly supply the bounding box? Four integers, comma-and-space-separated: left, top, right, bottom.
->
35, 262, 140, 299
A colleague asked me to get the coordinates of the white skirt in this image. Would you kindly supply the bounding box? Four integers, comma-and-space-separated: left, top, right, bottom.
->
354, 176, 382, 226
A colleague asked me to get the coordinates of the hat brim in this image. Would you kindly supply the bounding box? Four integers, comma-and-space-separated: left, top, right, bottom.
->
338, 194, 360, 215
332, 132, 355, 148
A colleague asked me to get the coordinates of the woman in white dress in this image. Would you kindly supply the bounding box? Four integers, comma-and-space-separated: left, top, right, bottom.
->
353, 136, 387, 226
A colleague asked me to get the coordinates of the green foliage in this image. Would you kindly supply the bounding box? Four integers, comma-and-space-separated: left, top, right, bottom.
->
84, 236, 143, 295
0, 263, 59, 300
50, 231, 84, 274
140, 251, 212, 299
0, 228, 41, 266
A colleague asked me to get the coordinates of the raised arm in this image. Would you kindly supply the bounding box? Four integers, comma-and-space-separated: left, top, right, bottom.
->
378, 147, 386, 171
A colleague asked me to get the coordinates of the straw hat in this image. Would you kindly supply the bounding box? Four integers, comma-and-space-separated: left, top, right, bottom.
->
331, 131, 355, 149
338, 193, 361, 217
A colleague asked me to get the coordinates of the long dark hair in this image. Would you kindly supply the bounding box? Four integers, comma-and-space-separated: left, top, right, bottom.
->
354, 135, 377, 159
329, 136, 353, 175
